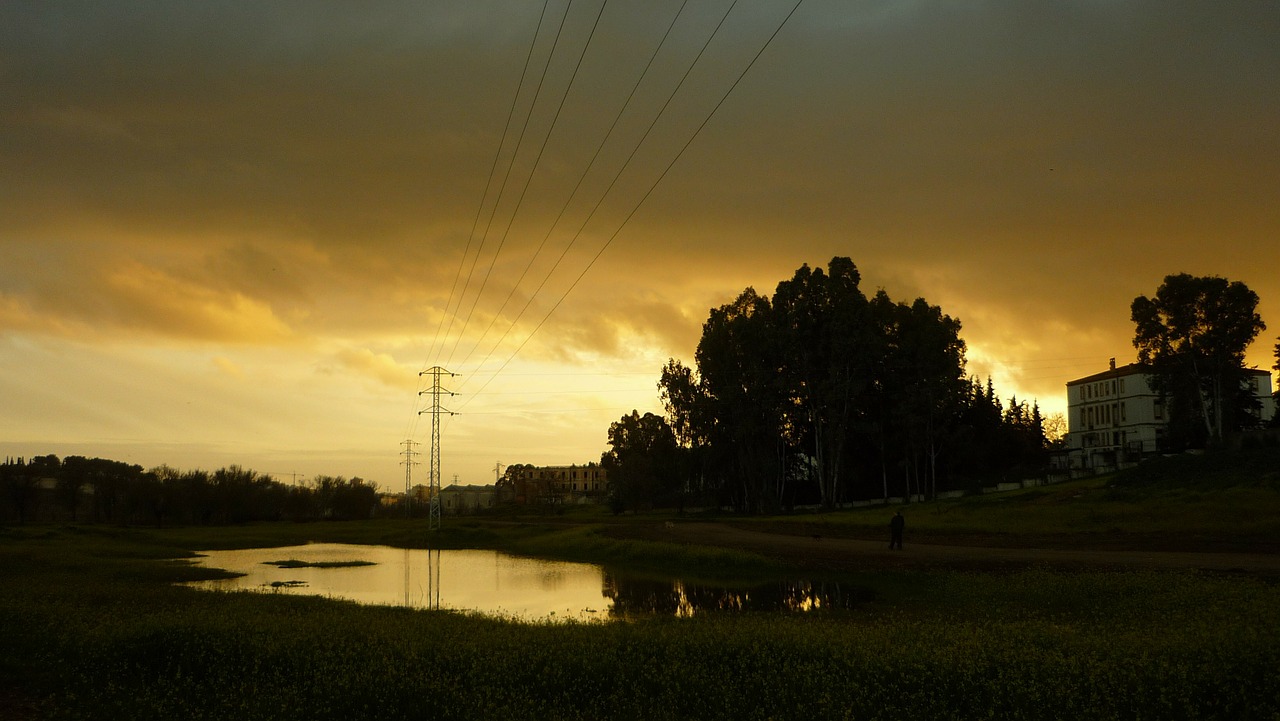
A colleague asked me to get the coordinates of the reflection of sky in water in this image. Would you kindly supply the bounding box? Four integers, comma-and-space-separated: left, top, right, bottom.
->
186, 544, 610, 622
185, 544, 872, 623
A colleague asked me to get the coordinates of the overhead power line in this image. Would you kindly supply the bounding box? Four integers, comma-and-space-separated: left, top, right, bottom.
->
408, 0, 555, 443
424, 0, 556, 372
411, 0, 808, 443
454, 0, 807, 413
453, 0, 694, 375
442, 0, 598, 370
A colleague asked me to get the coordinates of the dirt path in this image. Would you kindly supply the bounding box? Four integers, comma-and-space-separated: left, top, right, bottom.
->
622, 522, 1280, 576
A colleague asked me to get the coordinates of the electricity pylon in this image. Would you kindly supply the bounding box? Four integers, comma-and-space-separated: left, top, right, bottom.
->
418, 366, 456, 531
400, 439, 420, 518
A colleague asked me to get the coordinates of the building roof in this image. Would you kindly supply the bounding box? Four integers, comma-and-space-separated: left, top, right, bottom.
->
1067, 362, 1272, 387
1066, 362, 1149, 386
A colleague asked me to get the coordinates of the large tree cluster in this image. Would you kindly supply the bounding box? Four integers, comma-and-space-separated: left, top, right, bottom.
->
607, 258, 1048, 513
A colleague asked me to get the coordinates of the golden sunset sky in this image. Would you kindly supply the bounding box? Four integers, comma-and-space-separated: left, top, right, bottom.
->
3, 1, 1277, 490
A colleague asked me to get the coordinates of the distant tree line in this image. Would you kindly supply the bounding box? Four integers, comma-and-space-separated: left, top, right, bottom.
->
0, 455, 381, 526
602, 257, 1052, 514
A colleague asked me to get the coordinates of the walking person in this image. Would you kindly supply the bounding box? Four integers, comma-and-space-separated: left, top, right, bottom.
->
889, 510, 905, 550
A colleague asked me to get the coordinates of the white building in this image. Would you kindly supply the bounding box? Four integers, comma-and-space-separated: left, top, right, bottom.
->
1065, 359, 1276, 472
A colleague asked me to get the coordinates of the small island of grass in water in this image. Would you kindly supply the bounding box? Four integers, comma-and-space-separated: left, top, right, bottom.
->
264, 559, 376, 569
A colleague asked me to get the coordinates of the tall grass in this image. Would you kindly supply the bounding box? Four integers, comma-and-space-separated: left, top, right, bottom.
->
3, 525, 1278, 719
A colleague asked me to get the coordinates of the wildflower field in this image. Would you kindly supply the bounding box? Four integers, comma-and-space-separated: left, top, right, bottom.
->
2, 518, 1278, 721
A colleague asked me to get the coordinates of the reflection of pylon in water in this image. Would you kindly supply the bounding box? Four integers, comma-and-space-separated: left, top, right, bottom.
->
418, 366, 455, 532
427, 547, 440, 610
403, 547, 442, 610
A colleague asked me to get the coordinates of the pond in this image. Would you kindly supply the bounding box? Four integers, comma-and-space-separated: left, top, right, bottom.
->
183, 543, 871, 622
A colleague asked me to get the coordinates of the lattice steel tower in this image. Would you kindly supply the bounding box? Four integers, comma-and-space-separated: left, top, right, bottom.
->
418, 366, 456, 531
400, 439, 420, 518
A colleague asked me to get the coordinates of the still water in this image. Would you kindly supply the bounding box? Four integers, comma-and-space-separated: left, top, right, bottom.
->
184, 543, 869, 623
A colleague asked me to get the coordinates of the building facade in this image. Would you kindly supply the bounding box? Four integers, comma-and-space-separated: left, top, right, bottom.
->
1065, 359, 1276, 472
496, 463, 609, 506
437, 484, 496, 514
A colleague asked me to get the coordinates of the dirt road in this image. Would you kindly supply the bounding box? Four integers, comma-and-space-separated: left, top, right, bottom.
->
617, 522, 1280, 576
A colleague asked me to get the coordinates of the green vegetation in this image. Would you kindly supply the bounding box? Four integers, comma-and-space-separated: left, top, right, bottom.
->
1110, 444, 1280, 491
3, 485, 1280, 721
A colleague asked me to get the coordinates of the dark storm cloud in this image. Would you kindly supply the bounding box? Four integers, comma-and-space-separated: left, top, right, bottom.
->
1, 1, 1277, 483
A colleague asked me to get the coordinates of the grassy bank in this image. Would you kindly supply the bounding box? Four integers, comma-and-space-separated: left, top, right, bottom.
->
740, 469, 1280, 553
3, 522, 1279, 720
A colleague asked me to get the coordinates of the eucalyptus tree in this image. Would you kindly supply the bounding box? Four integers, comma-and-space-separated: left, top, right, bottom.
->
658, 359, 715, 503
772, 258, 876, 508
869, 292, 967, 500
693, 287, 789, 512
1131, 274, 1266, 447
659, 258, 979, 509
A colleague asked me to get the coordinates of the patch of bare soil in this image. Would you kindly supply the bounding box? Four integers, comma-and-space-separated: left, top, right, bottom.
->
607, 522, 1280, 576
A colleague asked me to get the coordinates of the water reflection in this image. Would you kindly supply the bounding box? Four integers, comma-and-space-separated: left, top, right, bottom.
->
603, 575, 872, 619
184, 543, 870, 622
405, 547, 442, 611
187, 544, 606, 622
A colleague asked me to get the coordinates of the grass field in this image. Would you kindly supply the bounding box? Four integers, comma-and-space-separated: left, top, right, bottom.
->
739, 460, 1280, 553
3, 454, 1279, 720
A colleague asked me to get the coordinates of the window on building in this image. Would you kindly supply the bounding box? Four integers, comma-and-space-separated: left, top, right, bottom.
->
1120, 401, 1126, 422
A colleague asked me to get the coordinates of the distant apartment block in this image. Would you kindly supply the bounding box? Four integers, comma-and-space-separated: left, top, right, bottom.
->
1065, 359, 1275, 472
496, 463, 609, 505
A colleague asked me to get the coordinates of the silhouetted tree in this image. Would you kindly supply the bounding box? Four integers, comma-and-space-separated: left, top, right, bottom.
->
1274, 337, 1280, 428
601, 411, 680, 512
658, 359, 715, 505
643, 255, 1080, 509
0, 452, 400, 524
658, 257, 1000, 510
868, 292, 968, 501
695, 287, 788, 512
1132, 274, 1267, 448
1, 457, 45, 524
56, 456, 89, 521
773, 258, 876, 509
308, 475, 377, 520
181, 469, 215, 524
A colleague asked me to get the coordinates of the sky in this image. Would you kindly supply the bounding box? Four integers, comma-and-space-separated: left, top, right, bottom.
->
3, 1, 1277, 491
